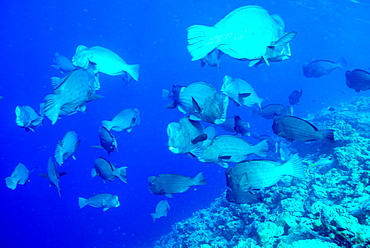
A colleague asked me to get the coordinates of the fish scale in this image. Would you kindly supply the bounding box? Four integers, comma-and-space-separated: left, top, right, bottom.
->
242, 160, 284, 189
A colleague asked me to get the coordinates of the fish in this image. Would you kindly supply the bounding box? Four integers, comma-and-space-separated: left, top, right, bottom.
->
253, 104, 293, 119
289, 89, 303, 105
39, 157, 67, 197
167, 117, 209, 155
93, 126, 118, 155
166, 82, 228, 124
200, 49, 223, 69
15, 105, 44, 132
303, 57, 347, 78
345, 69, 370, 92
51, 52, 76, 73
54, 131, 80, 166
220, 115, 251, 136
91, 157, 127, 183
148, 173, 206, 197
193, 135, 269, 168
187, 5, 296, 64
5, 163, 30, 190
102, 108, 140, 132
151, 200, 170, 222
227, 154, 304, 190
78, 193, 120, 211
221, 75, 263, 108
0, 96, 3, 101
43, 68, 103, 124
272, 116, 335, 143
72, 45, 140, 82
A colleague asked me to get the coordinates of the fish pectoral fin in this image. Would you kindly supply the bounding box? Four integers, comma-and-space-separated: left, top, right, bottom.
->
262, 56, 270, 66
191, 134, 208, 144
238, 93, 251, 98
165, 194, 173, 198
218, 155, 231, 160
192, 97, 201, 113
103, 208, 109, 211
273, 32, 297, 47
248, 60, 260, 67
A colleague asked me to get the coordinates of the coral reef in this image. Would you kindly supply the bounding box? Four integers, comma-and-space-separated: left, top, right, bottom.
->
154, 97, 370, 248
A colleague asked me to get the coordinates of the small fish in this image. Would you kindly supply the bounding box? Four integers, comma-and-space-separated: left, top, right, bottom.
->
187, 6, 296, 63
289, 89, 302, 105
193, 135, 269, 168
51, 52, 77, 73
91, 157, 127, 183
253, 104, 293, 119
93, 126, 118, 155
227, 154, 304, 190
345, 69, 370, 92
303, 57, 347, 78
148, 173, 206, 197
220, 115, 250, 136
43, 69, 103, 124
151, 200, 170, 222
0, 96, 3, 101
5, 163, 30, 190
221, 75, 263, 108
72, 45, 140, 82
55, 131, 80, 166
200, 49, 223, 69
167, 117, 208, 155
15, 105, 44, 132
102, 108, 140, 132
78, 193, 120, 211
39, 157, 67, 197
272, 116, 335, 143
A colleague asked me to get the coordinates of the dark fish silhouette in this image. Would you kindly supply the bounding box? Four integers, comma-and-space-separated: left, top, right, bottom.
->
272, 116, 334, 143
289, 89, 302, 105
148, 173, 206, 197
303, 57, 347, 78
221, 115, 250, 136
253, 104, 293, 119
346, 69, 370, 92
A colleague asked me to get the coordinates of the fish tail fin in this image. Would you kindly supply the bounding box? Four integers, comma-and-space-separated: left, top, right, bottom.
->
322, 129, 335, 143
54, 144, 64, 166
101, 120, 113, 131
5, 177, 17, 190
43, 94, 60, 125
114, 167, 127, 183
253, 140, 269, 157
162, 89, 173, 101
187, 25, 219, 61
78, 197, 89, 208
151, 213, 157, 222
193, 172, 206, 185
337, 57, 347, 69
284, 153, 305, 179
128, 64, 140, 81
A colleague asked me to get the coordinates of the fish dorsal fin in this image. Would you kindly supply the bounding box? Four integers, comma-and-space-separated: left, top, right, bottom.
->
272, 32, 297, 47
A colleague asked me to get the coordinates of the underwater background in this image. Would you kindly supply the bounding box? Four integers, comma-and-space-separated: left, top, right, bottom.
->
1, 0, 370, 247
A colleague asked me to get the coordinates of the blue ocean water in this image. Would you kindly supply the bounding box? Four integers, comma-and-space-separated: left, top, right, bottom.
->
1, 0, 369, 247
